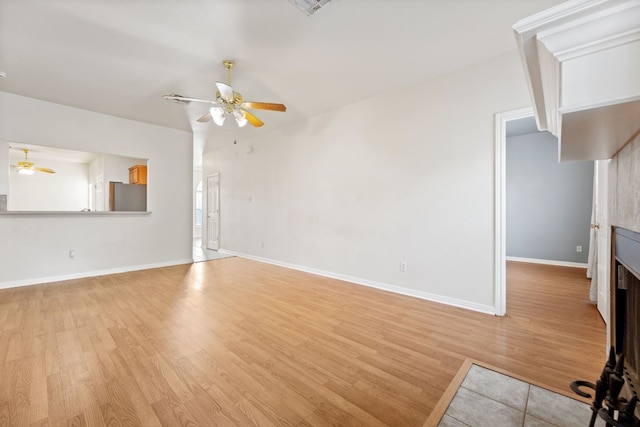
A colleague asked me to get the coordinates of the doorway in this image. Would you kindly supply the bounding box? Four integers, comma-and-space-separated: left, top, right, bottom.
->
495, 108, 606, 319
207, 173, 220, 250
494, 107, 533, 315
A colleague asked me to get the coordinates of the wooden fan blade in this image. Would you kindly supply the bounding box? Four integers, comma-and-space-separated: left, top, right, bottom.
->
162, 94, 217, 104
197, 112, 212, 123
244, 110, 264, 128
242, 101, 286, 112
34, 167, 56, 174
215, 82, 234, 102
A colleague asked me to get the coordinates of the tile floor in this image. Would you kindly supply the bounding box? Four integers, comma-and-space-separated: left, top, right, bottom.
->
439, 365, 593, 427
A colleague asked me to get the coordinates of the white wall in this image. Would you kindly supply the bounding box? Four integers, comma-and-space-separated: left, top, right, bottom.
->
204, 51, 532, 313
9, 158, 90, 211
0, 91, 193, 286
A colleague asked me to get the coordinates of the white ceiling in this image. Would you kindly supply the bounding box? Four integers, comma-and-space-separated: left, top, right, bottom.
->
9, 142, 98, 164
0, 0, 566, 152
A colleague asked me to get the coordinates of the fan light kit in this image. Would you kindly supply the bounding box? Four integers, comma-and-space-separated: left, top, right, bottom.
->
163, 59, 286, 128
10, 149, 56, 175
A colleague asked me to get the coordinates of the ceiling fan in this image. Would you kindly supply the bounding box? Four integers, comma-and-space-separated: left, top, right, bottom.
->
10, 149, 56, 175
163, 60, 286, 128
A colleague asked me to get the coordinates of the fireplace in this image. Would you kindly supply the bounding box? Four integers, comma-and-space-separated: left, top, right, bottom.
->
612, 227, 640, 410
570, 227, 640, 426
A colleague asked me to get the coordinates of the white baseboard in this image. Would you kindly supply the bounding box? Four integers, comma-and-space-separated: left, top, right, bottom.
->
219, 249, 496, 315
2, 251, 502, 316
506, 256, 587, 268
0, 258, 194, 290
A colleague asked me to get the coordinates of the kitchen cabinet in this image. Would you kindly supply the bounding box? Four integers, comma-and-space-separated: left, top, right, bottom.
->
128, 165, 147, 185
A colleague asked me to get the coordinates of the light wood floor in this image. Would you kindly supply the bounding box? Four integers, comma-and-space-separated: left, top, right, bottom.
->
0, 258, 605, 426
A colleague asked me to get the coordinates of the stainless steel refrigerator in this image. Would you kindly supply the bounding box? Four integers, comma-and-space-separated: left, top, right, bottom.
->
109, 182, 147, 211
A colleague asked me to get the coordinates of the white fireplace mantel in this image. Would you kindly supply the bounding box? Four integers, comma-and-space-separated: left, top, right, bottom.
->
513, 0, 640, 161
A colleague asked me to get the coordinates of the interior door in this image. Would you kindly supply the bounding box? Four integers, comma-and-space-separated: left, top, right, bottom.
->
207, 173, 220, 250
595, 160, 610, 323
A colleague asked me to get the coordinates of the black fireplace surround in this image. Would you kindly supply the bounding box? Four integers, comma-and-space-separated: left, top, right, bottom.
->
570, 227, 640, 426
613, 227, 640, 403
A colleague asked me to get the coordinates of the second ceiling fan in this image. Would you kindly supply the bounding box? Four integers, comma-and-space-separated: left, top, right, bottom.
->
163, 60, 286, 128
10, 149, 56, 175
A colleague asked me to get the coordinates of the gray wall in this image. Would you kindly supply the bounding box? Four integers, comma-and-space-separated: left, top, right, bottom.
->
506, 131, 593, 263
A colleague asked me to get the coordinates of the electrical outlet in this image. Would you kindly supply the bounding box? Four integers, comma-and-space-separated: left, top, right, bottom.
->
400, 262, 407, 272
576, 245, 583, 253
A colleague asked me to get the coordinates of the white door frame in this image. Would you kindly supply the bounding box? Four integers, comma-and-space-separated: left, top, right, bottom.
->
494, 106, 534, 316
206, 173, 220, 250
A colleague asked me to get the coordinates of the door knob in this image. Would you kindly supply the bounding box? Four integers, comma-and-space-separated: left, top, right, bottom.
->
591, 224, 600, 229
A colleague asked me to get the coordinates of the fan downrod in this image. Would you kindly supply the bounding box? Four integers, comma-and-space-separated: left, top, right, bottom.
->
222, 60, 235, 85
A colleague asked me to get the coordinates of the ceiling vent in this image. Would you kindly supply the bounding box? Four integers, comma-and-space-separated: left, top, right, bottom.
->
289, 0, 333, 16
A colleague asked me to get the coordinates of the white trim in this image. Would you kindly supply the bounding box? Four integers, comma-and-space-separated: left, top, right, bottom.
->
512, 0, 605, 32
0, 259, 193, 290
556, 28, 640, 62
506, 256, 588, 268
513, 0, 640, 150
219, 249, 496, 315
494, 107, 534, 317
559, 94, 640, 114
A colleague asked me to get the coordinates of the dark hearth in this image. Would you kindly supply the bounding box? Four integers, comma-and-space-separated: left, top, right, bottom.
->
571, 227, 640, 427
